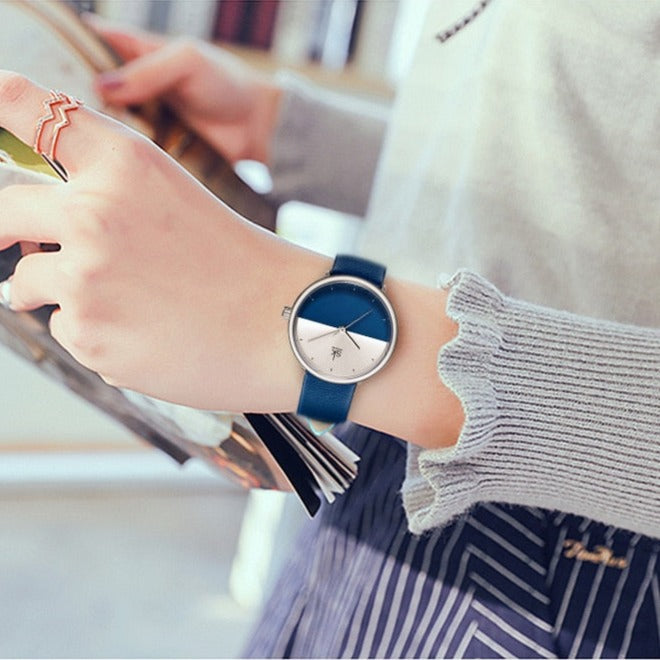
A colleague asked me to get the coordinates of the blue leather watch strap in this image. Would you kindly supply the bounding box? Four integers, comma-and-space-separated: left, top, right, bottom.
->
297, 372, 357, 424
296, 255, 386, 424
330, 254, 386, 287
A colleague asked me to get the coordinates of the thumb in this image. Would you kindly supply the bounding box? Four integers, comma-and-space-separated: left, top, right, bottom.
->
94, 41, 195, 106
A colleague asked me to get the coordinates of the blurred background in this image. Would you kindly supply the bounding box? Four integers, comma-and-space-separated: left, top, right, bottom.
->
0, 0, 425, 656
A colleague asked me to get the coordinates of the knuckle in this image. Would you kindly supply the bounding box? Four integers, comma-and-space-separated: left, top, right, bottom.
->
0, 73, 31, 104
64, 195, 113, 245
58, 256, 108, 310
50, 310, 104, 368
125, 134, 153, 162
66, 315, 104, 361
108, 132, 157, 174
65, 323, 87, 353
72, 259, 107, 294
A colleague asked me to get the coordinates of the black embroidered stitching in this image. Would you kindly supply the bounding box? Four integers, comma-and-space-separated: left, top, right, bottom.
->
436, 0, 493, 44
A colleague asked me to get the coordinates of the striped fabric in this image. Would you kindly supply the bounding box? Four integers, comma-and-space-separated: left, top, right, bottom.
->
245, 424, 660, 658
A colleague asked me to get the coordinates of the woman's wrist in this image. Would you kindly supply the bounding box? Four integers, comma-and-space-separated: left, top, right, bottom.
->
235, 226, 330, 412
0, 70, 459, 448
348, 278, 463, 449
256, 240, 464, 449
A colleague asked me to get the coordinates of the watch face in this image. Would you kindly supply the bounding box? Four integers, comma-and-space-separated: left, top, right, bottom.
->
289, 275, 397, 384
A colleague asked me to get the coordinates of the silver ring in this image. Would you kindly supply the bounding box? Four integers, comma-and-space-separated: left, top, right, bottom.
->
0, 279, 12, 309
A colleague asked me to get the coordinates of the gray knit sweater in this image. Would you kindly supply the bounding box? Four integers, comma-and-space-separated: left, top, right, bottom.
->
268, 1, 660, 538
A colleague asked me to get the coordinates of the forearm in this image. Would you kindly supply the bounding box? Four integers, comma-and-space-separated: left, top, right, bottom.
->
264, 247, 660, 540
268, 73, 389, 216
403, 271, 660, 538
245, 227, 463, 448
349, 279, 463, 448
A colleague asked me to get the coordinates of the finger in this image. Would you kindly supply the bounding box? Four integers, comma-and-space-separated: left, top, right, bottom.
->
20, 241, 41, 256
8, 251, 60, 311
92, 41, 197, 106
48, 307, 68, 351
0, 71, 112, 177
48, 307, 93, 370
0, 185, 64, 248
82, 13, 165, 61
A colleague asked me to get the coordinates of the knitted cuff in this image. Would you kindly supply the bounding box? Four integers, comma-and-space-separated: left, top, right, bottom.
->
403, 271, 660, 538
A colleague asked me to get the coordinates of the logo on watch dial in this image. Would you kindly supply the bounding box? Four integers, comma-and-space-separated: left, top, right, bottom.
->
289, 276, 397, 384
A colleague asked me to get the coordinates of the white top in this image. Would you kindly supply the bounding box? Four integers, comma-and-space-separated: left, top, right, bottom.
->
361, 0, 660, 324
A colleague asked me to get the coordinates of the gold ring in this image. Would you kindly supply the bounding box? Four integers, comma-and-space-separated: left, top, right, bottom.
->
33, 90, 83, 180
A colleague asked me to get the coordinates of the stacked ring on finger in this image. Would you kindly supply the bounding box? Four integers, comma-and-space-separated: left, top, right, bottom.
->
32, 89, 83, 181
0, 75, 92, 314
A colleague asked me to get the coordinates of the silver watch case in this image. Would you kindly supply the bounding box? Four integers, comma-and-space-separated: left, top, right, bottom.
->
283, 274, 398, 385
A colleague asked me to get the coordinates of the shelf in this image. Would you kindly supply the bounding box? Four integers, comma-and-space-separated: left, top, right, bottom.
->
221, 42, 395, 102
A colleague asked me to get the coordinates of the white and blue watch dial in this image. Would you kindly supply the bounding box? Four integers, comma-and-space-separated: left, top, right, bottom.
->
284, 255, 397, 424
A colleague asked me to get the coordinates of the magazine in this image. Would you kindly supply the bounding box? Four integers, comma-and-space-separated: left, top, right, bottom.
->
0, 24, 361, 514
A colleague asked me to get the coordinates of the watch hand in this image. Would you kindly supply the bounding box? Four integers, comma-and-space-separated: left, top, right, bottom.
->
344, 309, 373, 331
306, 311, 372, 343
345, 330, 361, 350
308, 327, 340, 342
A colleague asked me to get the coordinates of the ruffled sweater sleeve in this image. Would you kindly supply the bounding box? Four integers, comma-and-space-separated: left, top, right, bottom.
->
403, 271, 660, 539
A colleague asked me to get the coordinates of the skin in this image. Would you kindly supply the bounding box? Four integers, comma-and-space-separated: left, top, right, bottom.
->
0, 29, 463, 450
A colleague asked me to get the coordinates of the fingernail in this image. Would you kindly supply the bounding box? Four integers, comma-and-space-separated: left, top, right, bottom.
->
96, 72, 124, 91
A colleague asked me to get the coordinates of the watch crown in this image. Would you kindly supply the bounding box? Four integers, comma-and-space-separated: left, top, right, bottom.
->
281, 306, 292, 320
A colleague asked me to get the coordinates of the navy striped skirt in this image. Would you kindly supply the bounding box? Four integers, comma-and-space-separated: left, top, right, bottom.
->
245, 424, 660, 658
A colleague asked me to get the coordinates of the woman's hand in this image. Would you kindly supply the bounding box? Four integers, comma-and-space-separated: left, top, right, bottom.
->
86, 14, 282, 165
0, 71, 320, 413
0, 71, 462, 448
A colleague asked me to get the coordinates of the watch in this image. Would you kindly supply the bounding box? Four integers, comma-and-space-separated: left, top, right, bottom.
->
283, 255, 398, 424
